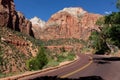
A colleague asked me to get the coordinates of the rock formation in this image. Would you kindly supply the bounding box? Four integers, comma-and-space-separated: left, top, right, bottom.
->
30, 17, 45, 39
0, 0, 33, 36
0, 0, 102, 41
30, 16, 45, 28
0, 0, 36, 74
36, 7, 102, 40
0, 27, 38, 73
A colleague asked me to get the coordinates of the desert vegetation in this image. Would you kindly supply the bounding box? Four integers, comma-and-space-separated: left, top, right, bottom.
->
0, 27, 77, 78
26, 47, 48, 70
89, 12, 120, 54
0, 27, 40, 77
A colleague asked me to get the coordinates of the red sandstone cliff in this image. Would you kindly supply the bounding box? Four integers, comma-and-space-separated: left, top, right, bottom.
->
35, 7, 102, 40
0, 0, 33, 36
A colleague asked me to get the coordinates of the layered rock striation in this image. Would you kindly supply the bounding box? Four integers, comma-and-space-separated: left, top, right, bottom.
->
0, 0, 33, 36
37, 7, 102, 40
0, 0, 102, 40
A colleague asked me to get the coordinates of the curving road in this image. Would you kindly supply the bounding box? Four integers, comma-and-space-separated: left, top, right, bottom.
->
18, 54, 120, 80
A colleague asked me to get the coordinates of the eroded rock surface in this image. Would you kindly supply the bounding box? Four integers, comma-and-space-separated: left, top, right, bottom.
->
36, 7, 102, 40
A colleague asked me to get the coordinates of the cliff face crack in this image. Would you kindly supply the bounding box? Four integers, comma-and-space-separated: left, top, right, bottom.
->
0, 0, 33, 36
31, 7, 102, 40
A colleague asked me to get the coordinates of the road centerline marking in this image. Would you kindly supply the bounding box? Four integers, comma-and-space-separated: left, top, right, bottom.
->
60, 56, 93, 78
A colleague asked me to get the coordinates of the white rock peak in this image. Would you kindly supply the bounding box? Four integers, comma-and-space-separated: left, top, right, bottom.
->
30, 16, 45, 28
59, 7, 87, 17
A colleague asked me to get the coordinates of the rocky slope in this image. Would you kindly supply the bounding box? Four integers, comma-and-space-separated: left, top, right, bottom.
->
0, 27, 39, 75
0, 0, 39, 75
0, 0, 33, 36
34, 7, 102, 40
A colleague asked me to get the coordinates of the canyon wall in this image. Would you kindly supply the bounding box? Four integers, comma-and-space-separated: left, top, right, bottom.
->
0, 0, 33, 36
31, 7, 102, 40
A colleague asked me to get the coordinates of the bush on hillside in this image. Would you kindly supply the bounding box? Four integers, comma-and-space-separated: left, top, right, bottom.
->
27, 47, 48, 70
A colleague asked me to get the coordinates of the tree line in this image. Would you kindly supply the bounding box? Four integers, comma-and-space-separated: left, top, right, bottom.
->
89, 0, 120, 54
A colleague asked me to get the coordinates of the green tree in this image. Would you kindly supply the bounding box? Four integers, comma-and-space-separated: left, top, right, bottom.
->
107, 25, 120, 47
89, 12, 120, 54
104, 12, 120, 24
89, 31, 109, 54
89, 0, 120, 54
96, 17, 105, 26
104, 12, 120, 48
116, 0, 120, 10
27, 47, 48, 70
36, 47, 48, 68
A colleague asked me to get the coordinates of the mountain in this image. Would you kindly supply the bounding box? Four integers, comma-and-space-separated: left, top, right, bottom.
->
35, 7, 102, 40
30, 16, 45, 28
0, 0, 102, 41
30, 17, 45, 39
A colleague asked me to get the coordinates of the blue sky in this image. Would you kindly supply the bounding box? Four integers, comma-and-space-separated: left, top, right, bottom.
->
14, 0, 118, 21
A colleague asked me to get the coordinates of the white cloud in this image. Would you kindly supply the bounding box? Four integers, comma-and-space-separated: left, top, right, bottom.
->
104, 11, 112, 14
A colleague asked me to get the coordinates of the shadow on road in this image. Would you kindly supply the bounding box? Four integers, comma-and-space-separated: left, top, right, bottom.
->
93, 57, 120, 61
93, 56, 120, 64
94, 60, 111, 64
30, 76, 104, 80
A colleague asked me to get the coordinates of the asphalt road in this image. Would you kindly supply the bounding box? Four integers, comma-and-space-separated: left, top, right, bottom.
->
18, 54, 120, 80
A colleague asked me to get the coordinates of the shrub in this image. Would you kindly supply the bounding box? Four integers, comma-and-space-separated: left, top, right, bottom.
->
27, 47, 48, 70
